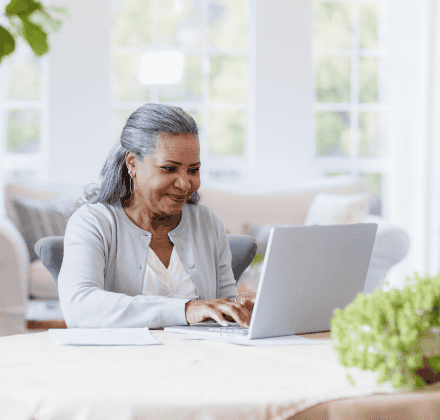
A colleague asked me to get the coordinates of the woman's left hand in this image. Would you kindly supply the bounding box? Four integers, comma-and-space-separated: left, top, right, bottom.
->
236, 292, 256, 313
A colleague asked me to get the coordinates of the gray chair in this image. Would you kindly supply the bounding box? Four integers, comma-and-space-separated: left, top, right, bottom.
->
35, 234, 257, 284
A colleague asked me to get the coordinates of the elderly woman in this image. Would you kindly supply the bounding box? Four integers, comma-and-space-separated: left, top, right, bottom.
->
58, 103, 254, 329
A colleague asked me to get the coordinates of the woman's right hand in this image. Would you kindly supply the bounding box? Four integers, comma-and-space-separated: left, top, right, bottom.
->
185, 298, 251, 328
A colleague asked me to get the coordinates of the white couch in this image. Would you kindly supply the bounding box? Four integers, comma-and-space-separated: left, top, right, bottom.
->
0, 177, 410, 336
199, 176, 410, 294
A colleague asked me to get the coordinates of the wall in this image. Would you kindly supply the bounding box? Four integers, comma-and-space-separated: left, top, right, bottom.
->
48, 0, 112, 186
252, 0, 314, 189
388, 0, 440, 284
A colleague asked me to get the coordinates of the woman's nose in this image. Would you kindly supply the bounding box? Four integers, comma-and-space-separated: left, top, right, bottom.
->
175, 172, 190, 190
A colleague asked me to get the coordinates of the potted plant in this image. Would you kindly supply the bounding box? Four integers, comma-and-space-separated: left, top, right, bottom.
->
1, 0, 67, 64
331, 272, 440, 391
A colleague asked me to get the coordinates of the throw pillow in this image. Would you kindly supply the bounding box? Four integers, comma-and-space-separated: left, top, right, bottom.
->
11, 196, 71, 262
304, 192, 371, 226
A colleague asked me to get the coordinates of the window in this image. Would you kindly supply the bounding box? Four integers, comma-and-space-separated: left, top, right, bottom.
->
0, 0, 49, 215
111, 0, 251, 184
313, 0, 389, 215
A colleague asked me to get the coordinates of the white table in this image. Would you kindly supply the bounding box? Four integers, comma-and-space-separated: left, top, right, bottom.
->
0, 330, 396, 420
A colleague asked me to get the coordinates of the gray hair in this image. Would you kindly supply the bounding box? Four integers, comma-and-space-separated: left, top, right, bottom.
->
74, 103, 200, 214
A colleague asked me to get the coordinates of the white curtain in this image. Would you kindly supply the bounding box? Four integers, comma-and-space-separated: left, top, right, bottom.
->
388, 0, 440, 286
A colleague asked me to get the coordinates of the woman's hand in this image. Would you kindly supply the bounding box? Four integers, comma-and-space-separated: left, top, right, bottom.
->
185, 298, 252, 328
236, 292, 256, 313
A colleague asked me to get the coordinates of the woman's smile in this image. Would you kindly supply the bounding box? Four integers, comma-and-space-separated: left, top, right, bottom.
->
167, 193, 187, 203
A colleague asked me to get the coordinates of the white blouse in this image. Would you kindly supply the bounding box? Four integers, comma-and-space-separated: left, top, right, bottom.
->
142, 247, 198, 299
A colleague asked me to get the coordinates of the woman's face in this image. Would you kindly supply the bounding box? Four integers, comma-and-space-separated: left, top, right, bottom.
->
128, 132, 201, 217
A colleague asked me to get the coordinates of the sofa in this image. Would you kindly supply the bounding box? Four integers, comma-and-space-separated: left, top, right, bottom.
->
0, 176, 410, 336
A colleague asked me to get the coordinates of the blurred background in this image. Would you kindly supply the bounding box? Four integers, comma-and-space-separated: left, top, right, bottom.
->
0, 0, 439, 285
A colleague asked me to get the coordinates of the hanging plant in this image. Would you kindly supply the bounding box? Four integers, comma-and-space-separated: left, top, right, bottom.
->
0, 0, 68, 63
331, 272, 440, 391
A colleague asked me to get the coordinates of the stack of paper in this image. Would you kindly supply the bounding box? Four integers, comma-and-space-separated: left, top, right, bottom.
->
48, 327, 160, 346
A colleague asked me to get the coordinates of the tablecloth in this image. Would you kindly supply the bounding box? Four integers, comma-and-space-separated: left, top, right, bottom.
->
0, 331, 396, 420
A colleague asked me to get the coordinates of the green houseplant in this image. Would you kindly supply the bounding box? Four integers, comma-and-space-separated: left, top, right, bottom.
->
331, 272, 440, 391
0, 0, 67, 63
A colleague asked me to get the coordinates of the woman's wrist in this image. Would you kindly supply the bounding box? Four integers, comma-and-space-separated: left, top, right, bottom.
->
235, 292, 250, 303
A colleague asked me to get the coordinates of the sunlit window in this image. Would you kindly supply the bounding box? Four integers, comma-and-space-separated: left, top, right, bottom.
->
0, 23, 48, 188
313, 0, 389, 215
111, 0, 251, 183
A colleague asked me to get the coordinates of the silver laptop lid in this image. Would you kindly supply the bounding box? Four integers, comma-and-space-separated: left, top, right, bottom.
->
248, 223, 377, 339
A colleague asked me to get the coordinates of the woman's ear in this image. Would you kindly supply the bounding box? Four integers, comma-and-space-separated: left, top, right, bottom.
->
125, 151, 136, 175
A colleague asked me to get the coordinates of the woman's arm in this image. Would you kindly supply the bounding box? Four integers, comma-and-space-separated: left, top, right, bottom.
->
183, 210, 253, 327
58, 206, 190, 329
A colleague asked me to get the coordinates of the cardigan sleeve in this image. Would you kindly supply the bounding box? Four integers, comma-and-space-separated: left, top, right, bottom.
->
58, 205, 190, 329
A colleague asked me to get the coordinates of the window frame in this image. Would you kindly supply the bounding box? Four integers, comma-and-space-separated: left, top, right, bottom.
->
312, 0, 390, 216
0, 40, 50, 216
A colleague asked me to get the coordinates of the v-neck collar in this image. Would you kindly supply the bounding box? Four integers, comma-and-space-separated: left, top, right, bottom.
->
148, 246, 176, 271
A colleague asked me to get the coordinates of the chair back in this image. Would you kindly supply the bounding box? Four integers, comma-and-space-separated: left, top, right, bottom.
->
35, 235, 257, 284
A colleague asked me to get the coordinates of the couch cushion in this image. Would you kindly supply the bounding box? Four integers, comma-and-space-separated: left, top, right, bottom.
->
11, 196, 70, 262
199, 176, 368, 234
5, 182, 60, 229
304, 192, 371, 226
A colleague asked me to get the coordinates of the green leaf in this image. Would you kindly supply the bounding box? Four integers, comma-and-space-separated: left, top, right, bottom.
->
20, 16, 48, 56
0, 25, 16, 62
346, 373, 355, 386
7, 15, 25, 39
29, 9, 63, 33
6, 0, 43, 17
427, 355, 440, 373
48, 5, 70, 18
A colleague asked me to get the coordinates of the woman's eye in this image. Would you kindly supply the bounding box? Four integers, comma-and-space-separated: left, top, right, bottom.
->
189, 167, 200, 175
162, 166, 176, 173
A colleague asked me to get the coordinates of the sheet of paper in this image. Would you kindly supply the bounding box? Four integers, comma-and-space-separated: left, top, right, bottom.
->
48, 328, 161, 346
183, 335, 324, 346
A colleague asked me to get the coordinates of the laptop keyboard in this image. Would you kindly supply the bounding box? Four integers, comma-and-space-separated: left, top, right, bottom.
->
207, 326, 249, 335
187, 322, 249, 336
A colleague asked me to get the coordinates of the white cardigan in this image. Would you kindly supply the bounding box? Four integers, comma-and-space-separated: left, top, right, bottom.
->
58, 201, 237, 329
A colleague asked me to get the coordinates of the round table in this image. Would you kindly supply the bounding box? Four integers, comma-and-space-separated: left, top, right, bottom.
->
0, 330, 394, 420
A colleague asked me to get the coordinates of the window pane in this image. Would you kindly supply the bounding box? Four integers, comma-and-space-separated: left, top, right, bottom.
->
112, 52, 150, 101
359, 1, 379, 49
7, 109, 40, 153
112, 0, 152, 47
159, 55, 202, 101
314, 1, 352, 49
210, 55, 247, 103
325, 171, 350, 177
359, 112, 380, 157
209, 110, 245, 156
186, 109, 202, 133
362, 172, 381, 198
359, 57, 378, 103
157, 0, 202, 47
112, 108, 135, 142
315, 111, 350, 156
209, 0, 248, 49
6, 170, 37, 183
315, 56, 351, 103
363, 172, 382, 215
6, 47, 41, 100
209, 170, 241, 182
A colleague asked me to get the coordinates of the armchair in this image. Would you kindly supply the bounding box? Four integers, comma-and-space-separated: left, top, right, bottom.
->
35, 235, 257, 285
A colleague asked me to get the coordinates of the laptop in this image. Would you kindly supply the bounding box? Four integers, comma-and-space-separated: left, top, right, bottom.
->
165, 223, 378, 340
